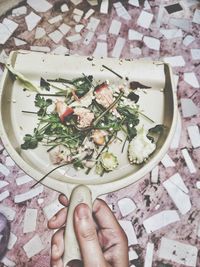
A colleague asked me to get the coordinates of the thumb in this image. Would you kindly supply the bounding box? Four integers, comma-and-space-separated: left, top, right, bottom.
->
74, 203, 106, 267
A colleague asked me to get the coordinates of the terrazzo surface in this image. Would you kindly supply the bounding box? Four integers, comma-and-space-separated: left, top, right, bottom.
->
0, 0, 200, 266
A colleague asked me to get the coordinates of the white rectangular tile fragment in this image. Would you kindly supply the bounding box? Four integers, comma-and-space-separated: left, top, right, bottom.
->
59, 23, 71, 35
183, 35, 195, 46
151, 166, 159, 183
0, 190, 10, 201
14, 185, 44, 203
0, 50, 8, 64
184, 72, 199, 88
163, 173, 191, 214
14, 38, 27, 46
130, 46, 142, 56
27, 0, 52, 12
143, 210, 180, 233
23, 234, 44, 258
100, 0, 109, 14
0, 163, 10, 176
164, 55, 185, 67
181, 148, 196, 174
144, 242, 154, 267
191, 48, 200, 60
35, 27, 46, 39
0, 180, 9, 189
3, 18, 18, 33
23, 208, 37, 233
129, 248, 138, 260
156, 5, 164, 28
160, 28, 183, 39
193, 9, 200, 24
8, 232, 17, 250
75, 24, 84, 33
66, 34, 81, 42
1, 257, 16, 267
25, 12, 41, 31
128, 0, 140, 7
48, 15, 63, 24
93, 42, 108, 57
30, 46, 50, 52
143, 36, 160, 50
0, 205, 16, 221
187, 125, 200, 148
43, 198, 64, 220
109, 20, 121, 35
159, 237, 198, 267
12, 6, 27, 16
87, 17, 100, 32
128, 29, 143, 40
181, 98, 199, 118
84, 9, 95, 19
112, 37, 126, 58
0, 19, 18, 44
83, 31, 94, 45
73, 8, 84, 16
61, 4, 69, 12
118, 220, 138, 245
16, 175, 33, 186
113, 2, 131, 20
49, 30, 63, 44
118, 197, 136, 217
87, 0, 98, 5
161, 154, 175, 168
169, 18, 190, 31
137, 10, 153, 28
71, 0, 82, 4
197, 223, 200, 237
52, 46, 69, 55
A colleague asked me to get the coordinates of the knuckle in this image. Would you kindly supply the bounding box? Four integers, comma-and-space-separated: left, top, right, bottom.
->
81, 228, 97, 241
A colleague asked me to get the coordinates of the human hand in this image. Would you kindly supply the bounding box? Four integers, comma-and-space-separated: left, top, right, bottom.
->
48, 195, 129, 267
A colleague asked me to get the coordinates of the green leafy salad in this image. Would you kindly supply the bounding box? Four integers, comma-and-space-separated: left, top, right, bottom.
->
7, 64, 164, 176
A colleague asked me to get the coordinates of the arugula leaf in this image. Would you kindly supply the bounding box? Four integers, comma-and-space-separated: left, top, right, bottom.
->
40, 78, 50, 91
72, 75, 93, 97
34, 94, 52, 116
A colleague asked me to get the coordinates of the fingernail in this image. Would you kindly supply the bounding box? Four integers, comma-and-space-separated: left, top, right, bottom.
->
76, 203, 90, 220
52, 244, 58, 255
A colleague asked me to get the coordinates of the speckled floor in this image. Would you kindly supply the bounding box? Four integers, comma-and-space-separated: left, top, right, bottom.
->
0, 0, 200, 266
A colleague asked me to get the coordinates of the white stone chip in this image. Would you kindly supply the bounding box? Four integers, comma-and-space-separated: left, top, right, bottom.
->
12, 6, 27, 16
191, 48, 200, 60
128, 29, 143, 40
35, 27, 46, 39
93, 42, 108, 57
59, 23, 71, 35
118, 197, 136, 217
143, 36, 160, 50
0, 19, 18, 44
156, 5, 164, 28
8, 232, 17, 250
71, 0, 82, 4
144, 0, 151, 10
159, 237, 198, 267
14, 185, 44, 203
73, 8, 84, 16
83, 31, 94, 45
197, 222, 200, 237
23, 208, 38, 233
66, 34, 82, 42
52, 45, 69, 55
0, 180, 9, 189
75, 24, 84, 32
100, 0, 109, 14
196, 181, 200, 190
61, 4, 69, 12
84, 9, 95, 19
184, 72, 199, 88
109, 20, 121, 35
129, 248, 138, 260
187, 125, 200, 148
87, 17, 100, 32
30, 46, 50, 52
163, 173, 191, 215
130, 46, 142, 56
23, 235, 44, 258
183, 35, 195, 46
0, 163, 10, 176
143, 210, 180, 233
0, 50, 8, 64
193, 9, 200, 24
113, 2, 131, 20
25, 12, 41, 31
1, 257, 16, 267
0, 205, 16, 221
43, 198, 64, 220
181, 98, 199, 118
0, 190, 10, 201
151, 166, 159, 183
161, 154, 175, 168
137, 10, 153, 28
181, 148, 196, 174
48, 15, 63, 24
144, 242, 154, 267
170, 112, 181, 149
27, 0, 52, 12
169, 18, 190, 31
3, 18, 18, 33
160, 28, 183, 39
128, 0, 140, 7
37, 198, 44, 205
118, 220, 138, 245
49, 30, 63, 44
16, 175, 33, 186
14, 38, 27, 46
112, 37, 126, 58
164, 55, 185, 67
87, 0, 98, 5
